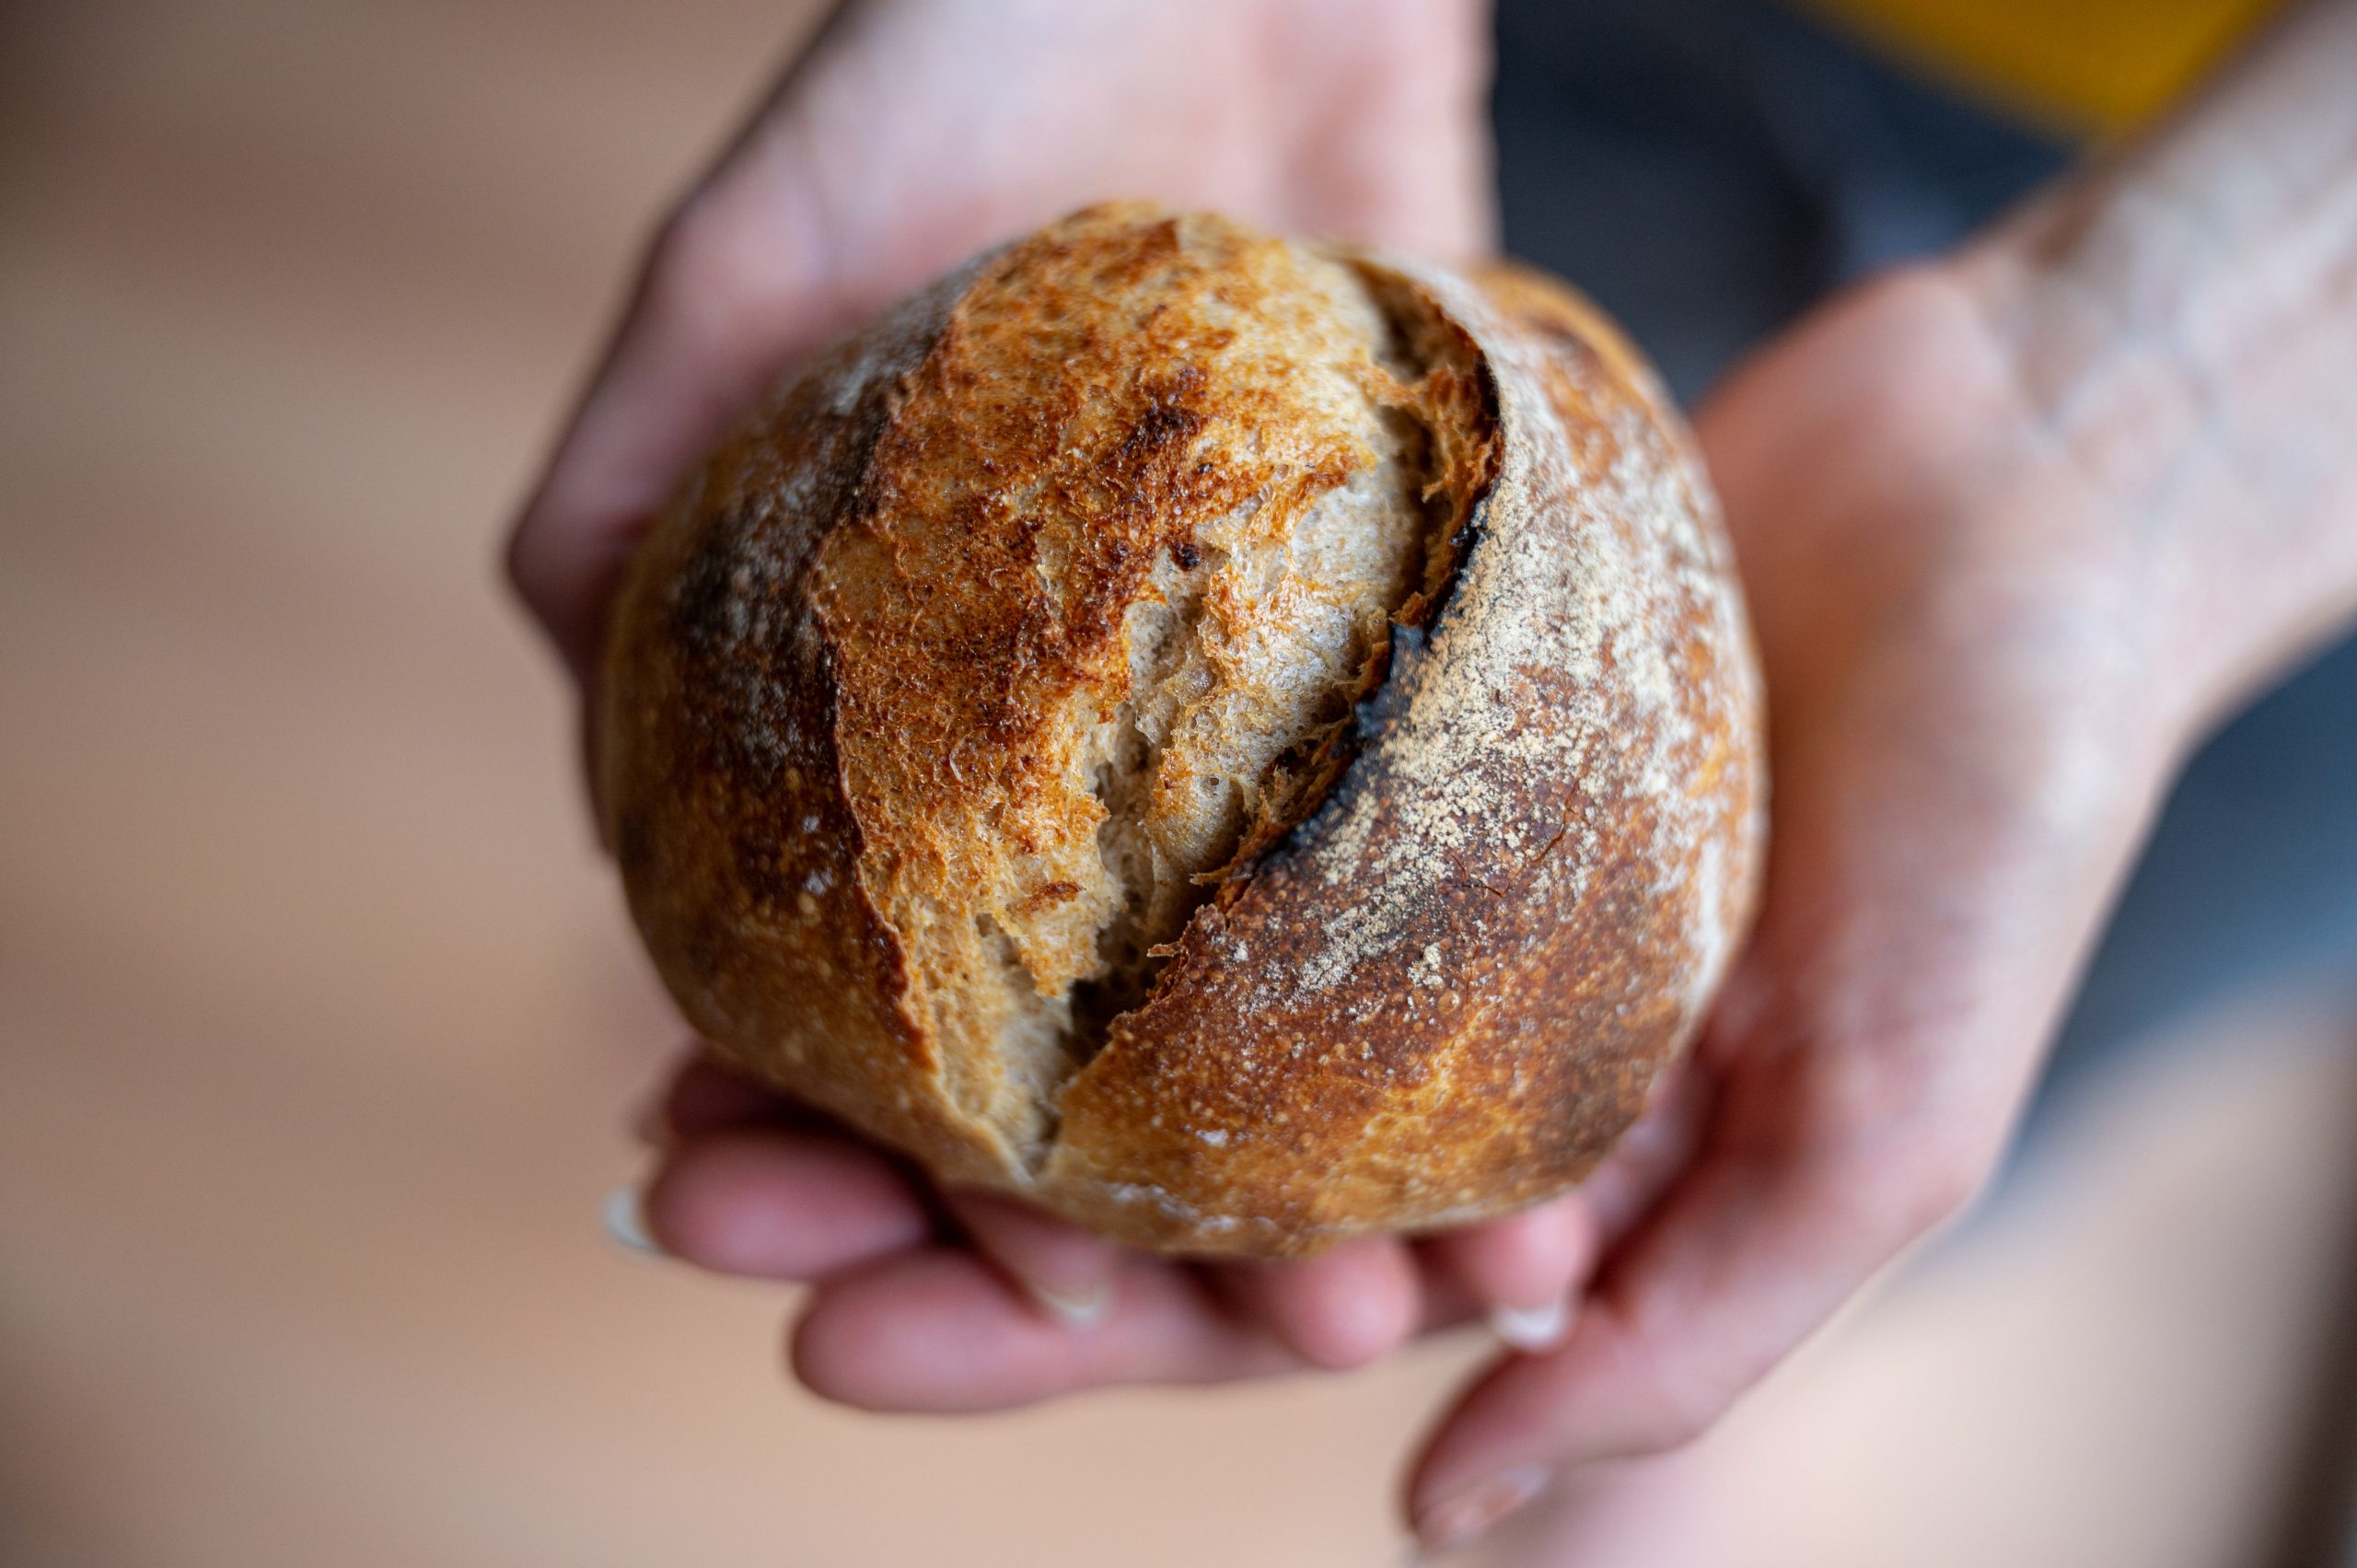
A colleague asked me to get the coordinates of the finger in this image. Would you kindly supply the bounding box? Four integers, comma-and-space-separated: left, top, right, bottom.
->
1419, 1197, 1598, 1354
503, 1, 885, 682
1213, 1236, 1424, 1372
791, 1249, 1296, 1412
942, 1189, 1124, 1328
505, 157, 840, 680
638, 1124, 932, 1281
1264, 0, 1497, 261
1405, 1122, 1978, 1551
506, 4, 993, 683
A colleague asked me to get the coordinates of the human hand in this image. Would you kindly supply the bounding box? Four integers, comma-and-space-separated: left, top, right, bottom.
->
1404, 259, 2188, 1548
1406, 0, 2357, 1546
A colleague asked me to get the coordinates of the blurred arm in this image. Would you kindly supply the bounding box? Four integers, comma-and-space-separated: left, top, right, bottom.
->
1962, 0, 2357, 739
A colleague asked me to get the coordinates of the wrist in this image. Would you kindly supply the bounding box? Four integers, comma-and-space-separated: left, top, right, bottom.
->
1937, 233, 2222, 760
1946, 0, 2357, 748
1700, 251, 2187, 802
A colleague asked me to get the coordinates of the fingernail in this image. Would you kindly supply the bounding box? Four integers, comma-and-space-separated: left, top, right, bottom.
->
1490, 1296, 1571, 1353
1417, 1464, 1550, 1551
1017, 1275, 1112, 1328
603, 1184, 663, 1256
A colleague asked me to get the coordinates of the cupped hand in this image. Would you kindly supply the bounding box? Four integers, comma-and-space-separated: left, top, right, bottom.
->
1405, 260, 2188, 1548
514, 0, 2202, 1555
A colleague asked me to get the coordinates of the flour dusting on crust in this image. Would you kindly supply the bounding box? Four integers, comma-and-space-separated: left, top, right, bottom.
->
598, 208, 1766, 1255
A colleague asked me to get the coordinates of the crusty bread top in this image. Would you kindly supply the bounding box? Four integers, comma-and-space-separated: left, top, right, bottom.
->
600, 207, 1762, 1252
819, 213, 1497, 1161
607, 207, 1495, 1168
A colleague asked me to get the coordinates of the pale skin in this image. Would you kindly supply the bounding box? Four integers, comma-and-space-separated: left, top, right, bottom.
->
506, 0, 2357, 1553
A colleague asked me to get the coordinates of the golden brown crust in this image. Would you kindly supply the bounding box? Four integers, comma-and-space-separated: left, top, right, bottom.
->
599, 264, 991, 1179
599, 206, 1766, 1255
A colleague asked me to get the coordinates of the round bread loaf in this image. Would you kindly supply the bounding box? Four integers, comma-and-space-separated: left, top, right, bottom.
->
598, 205, 1764, 1256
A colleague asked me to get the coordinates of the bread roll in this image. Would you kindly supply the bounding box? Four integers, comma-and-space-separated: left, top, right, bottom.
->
598, 205, 1763, 1256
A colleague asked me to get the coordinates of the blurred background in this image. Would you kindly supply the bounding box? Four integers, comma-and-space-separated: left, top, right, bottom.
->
3, 1, 2354, 1563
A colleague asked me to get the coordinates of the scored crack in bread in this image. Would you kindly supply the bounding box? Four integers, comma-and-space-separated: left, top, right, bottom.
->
598, 204, 1765, 1255
818, 212, 1493, 1162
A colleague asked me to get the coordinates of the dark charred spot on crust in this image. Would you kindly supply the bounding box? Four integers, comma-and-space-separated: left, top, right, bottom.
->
1123, 371, 1206, 459
668, 522, 739, 659
1169, 540, 1202, 571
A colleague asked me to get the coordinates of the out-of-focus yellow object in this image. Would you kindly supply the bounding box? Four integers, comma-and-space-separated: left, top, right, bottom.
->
1800, 0, 2286, 133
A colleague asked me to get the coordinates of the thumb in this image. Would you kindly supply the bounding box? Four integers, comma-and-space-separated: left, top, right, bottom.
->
504, 152, 846, 684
